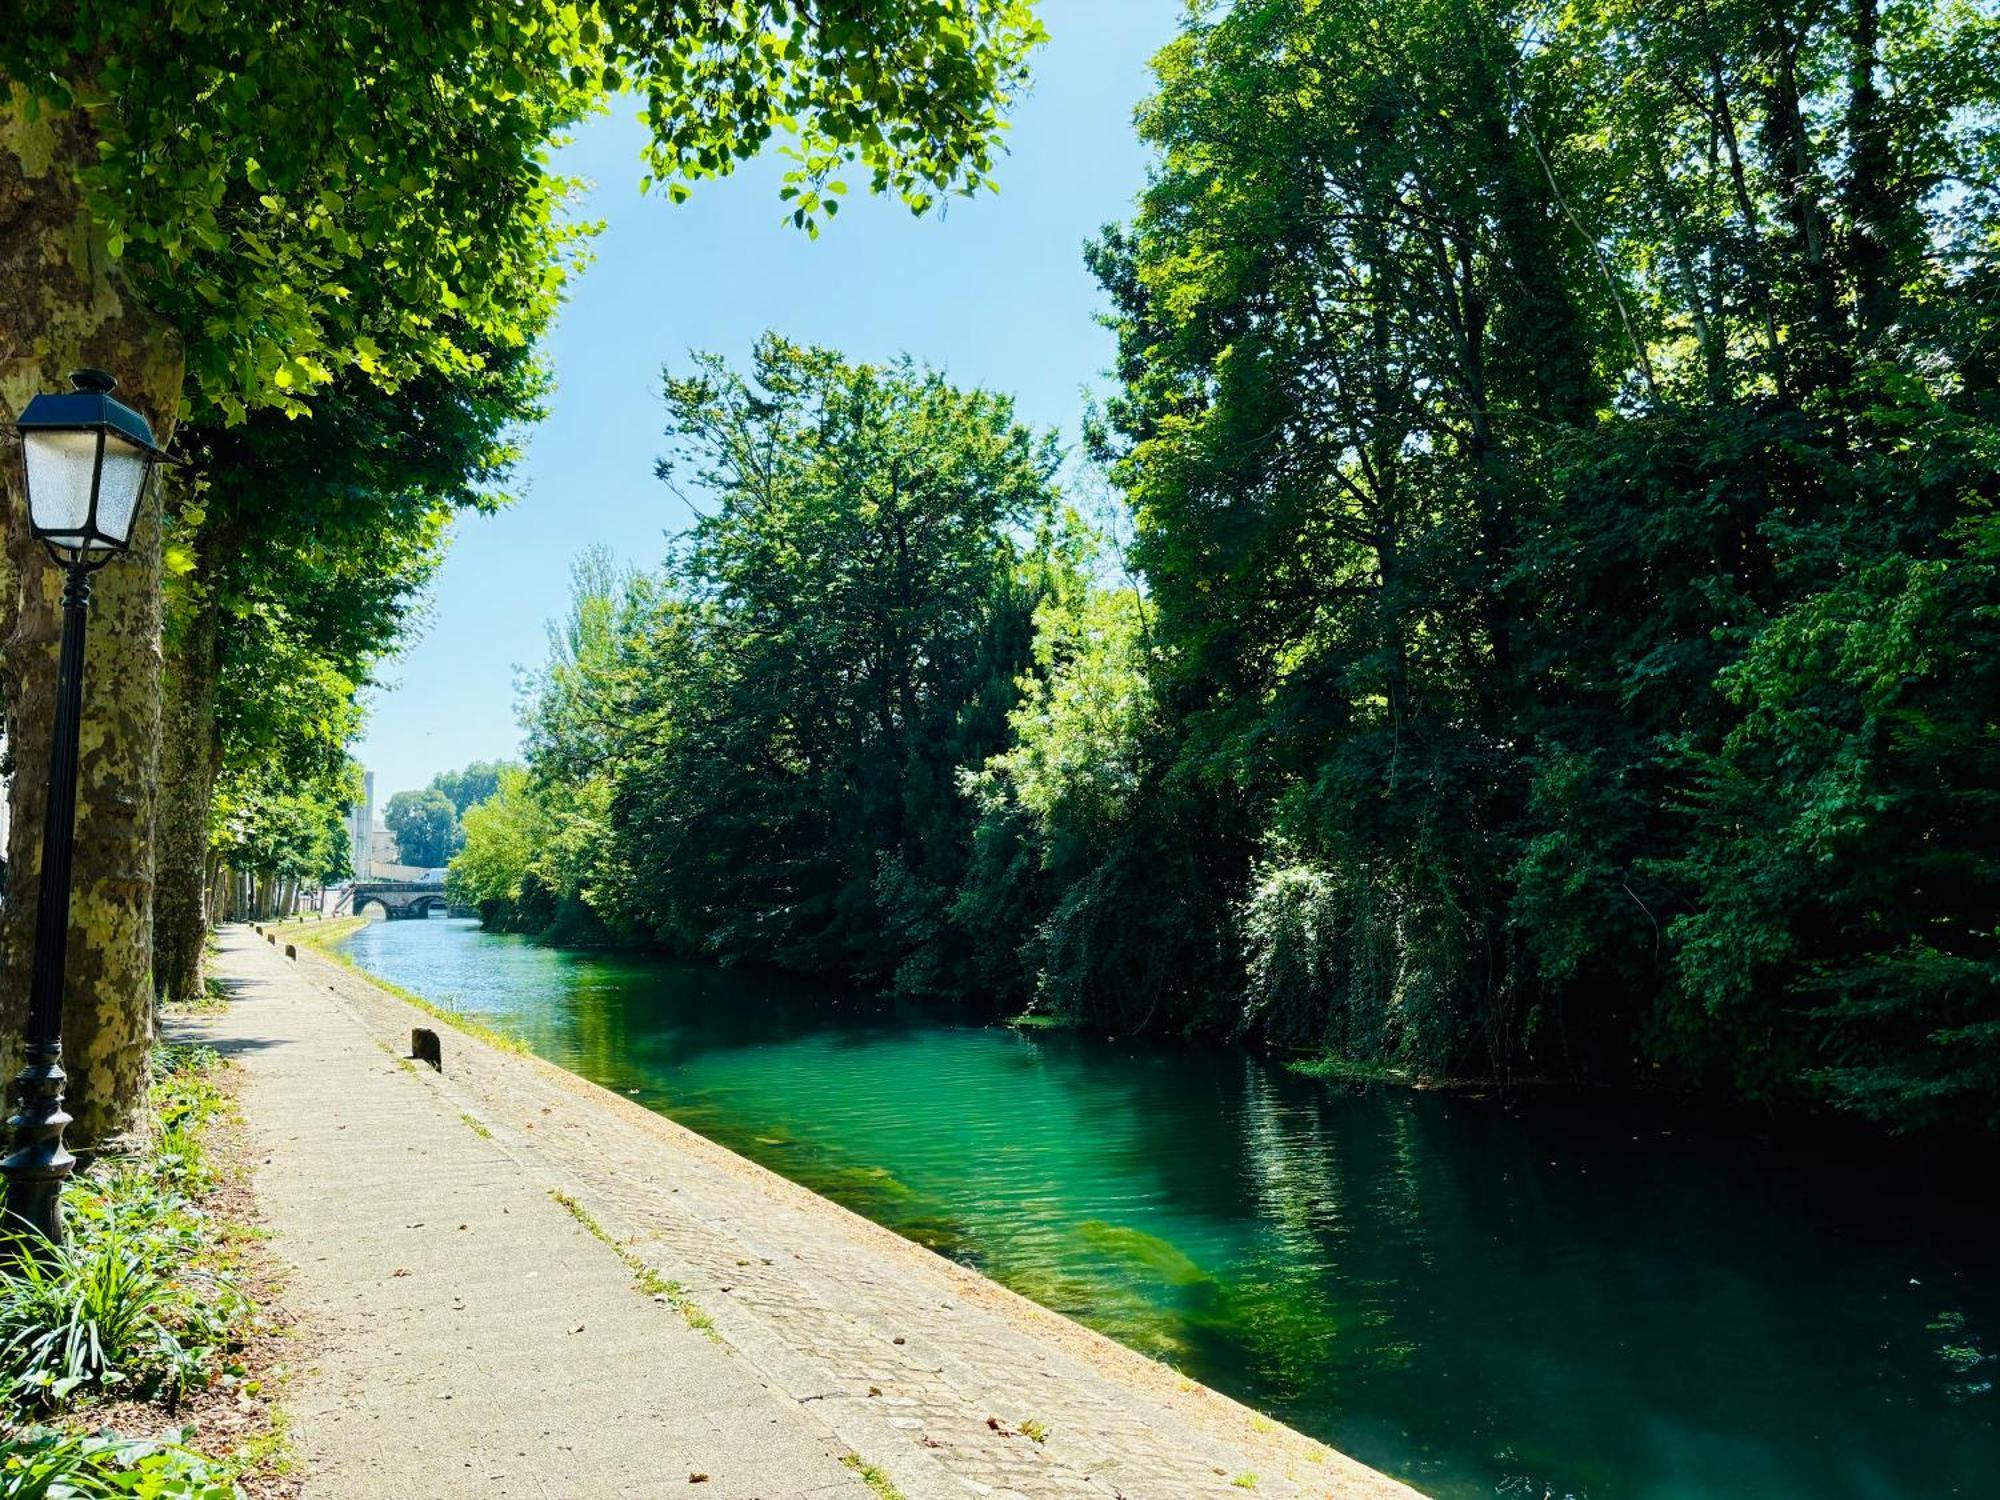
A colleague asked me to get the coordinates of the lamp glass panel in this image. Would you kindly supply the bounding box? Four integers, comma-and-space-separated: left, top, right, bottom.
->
91, 436, 151, 549
21, 430, 98, 538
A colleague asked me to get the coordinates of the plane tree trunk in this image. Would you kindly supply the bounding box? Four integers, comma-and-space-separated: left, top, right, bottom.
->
0, 88, 182, 1145
152, 592, 220, 1006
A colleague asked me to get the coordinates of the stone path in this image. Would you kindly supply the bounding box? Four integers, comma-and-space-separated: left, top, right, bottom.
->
203, 925, 1421, 1500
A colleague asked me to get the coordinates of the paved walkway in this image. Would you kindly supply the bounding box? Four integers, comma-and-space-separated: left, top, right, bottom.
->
200, 925, 1420, 1500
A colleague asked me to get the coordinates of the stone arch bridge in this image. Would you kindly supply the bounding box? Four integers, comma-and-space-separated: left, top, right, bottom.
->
343, 879, 450, 920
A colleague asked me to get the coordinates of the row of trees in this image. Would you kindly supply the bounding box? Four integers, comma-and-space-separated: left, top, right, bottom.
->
0, 1, 1045, 1143
464, 0, 2000, 1134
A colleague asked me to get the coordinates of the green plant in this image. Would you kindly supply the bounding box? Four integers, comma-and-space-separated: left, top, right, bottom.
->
166, 980, 229, 1017
0, 1428, 241, 1498
0, 1045, 258, 1414
0, 1233, 178, 1406
148, 1046, 230, 1197
838, 1454, 906, 1500
549, 1192, 717, 1339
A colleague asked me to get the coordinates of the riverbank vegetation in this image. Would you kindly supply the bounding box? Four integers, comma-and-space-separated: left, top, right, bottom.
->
452, 336, 1073, 983
454, 0, 2000, 1135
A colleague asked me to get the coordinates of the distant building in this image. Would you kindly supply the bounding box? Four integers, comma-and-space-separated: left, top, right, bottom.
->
347, 770, 375, 878
365, 862, 447, 884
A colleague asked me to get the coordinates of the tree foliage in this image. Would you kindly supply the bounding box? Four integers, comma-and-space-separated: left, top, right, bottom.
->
3, 0, 1043, 421
381, 760, 517, 868
384, 788, 463, 869
431, 760, 514, 817
1040, 0, 2000, 1128
493, 0, 2000, 1136
465, 338, 1067, 981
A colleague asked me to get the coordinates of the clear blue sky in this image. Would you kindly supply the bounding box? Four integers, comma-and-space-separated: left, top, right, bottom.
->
355, 1, 1179, 801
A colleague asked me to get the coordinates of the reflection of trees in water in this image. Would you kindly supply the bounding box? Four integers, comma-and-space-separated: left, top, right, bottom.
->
1226, 1063, 1434, 1406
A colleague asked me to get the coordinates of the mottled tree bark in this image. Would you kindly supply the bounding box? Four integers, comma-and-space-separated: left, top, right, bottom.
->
152, 593, 220, 1005
0, 87, 181, 1145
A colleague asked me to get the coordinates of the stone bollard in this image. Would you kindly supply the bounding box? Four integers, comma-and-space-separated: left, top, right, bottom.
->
411, 1028, 442, 1072
284, 943, 296, 960
266, 931, 276, 945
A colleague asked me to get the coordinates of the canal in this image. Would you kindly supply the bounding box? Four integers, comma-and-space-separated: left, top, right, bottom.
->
336, 915, 1995, 1499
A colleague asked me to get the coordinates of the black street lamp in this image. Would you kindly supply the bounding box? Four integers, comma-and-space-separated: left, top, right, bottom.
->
2, 370, 165, 1247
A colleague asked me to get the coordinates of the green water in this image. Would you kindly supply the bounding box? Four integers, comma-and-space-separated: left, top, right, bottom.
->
338, 916, 1996, 1499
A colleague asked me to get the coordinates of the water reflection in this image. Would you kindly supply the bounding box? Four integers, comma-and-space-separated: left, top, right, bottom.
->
340, 917, 1998, 1499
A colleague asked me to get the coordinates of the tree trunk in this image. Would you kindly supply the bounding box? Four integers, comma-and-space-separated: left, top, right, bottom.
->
0, 89, 182, 1145
1761, 27, 1847, 402
152, 594, 220, 1004
204, 853, 226, 928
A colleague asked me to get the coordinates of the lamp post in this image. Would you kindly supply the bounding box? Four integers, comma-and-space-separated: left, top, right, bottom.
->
2, 370, 164, 1247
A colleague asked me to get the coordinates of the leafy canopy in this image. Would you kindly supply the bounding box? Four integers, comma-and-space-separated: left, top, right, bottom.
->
5, 1, 1045, 421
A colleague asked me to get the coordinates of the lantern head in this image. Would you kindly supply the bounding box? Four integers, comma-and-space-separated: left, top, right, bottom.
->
15, 370, 166, 565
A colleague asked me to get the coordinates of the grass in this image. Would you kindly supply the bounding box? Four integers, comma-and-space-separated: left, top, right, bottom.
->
284, 915, 367, 946
1003, 1012, 1078, 1031
838, 1453, 907, 1500
459, 1112, 492, 1140
1231, 1475, 1258, 1489
228, 1401, 294, 1480
1017, 1417, 1049, 1444
163, 978, 230, 1017
0, 1043, 279, 1497
548, 1191, 719, 1340
1284, 1054, 1412, 1085
290, 921, 529, 1057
